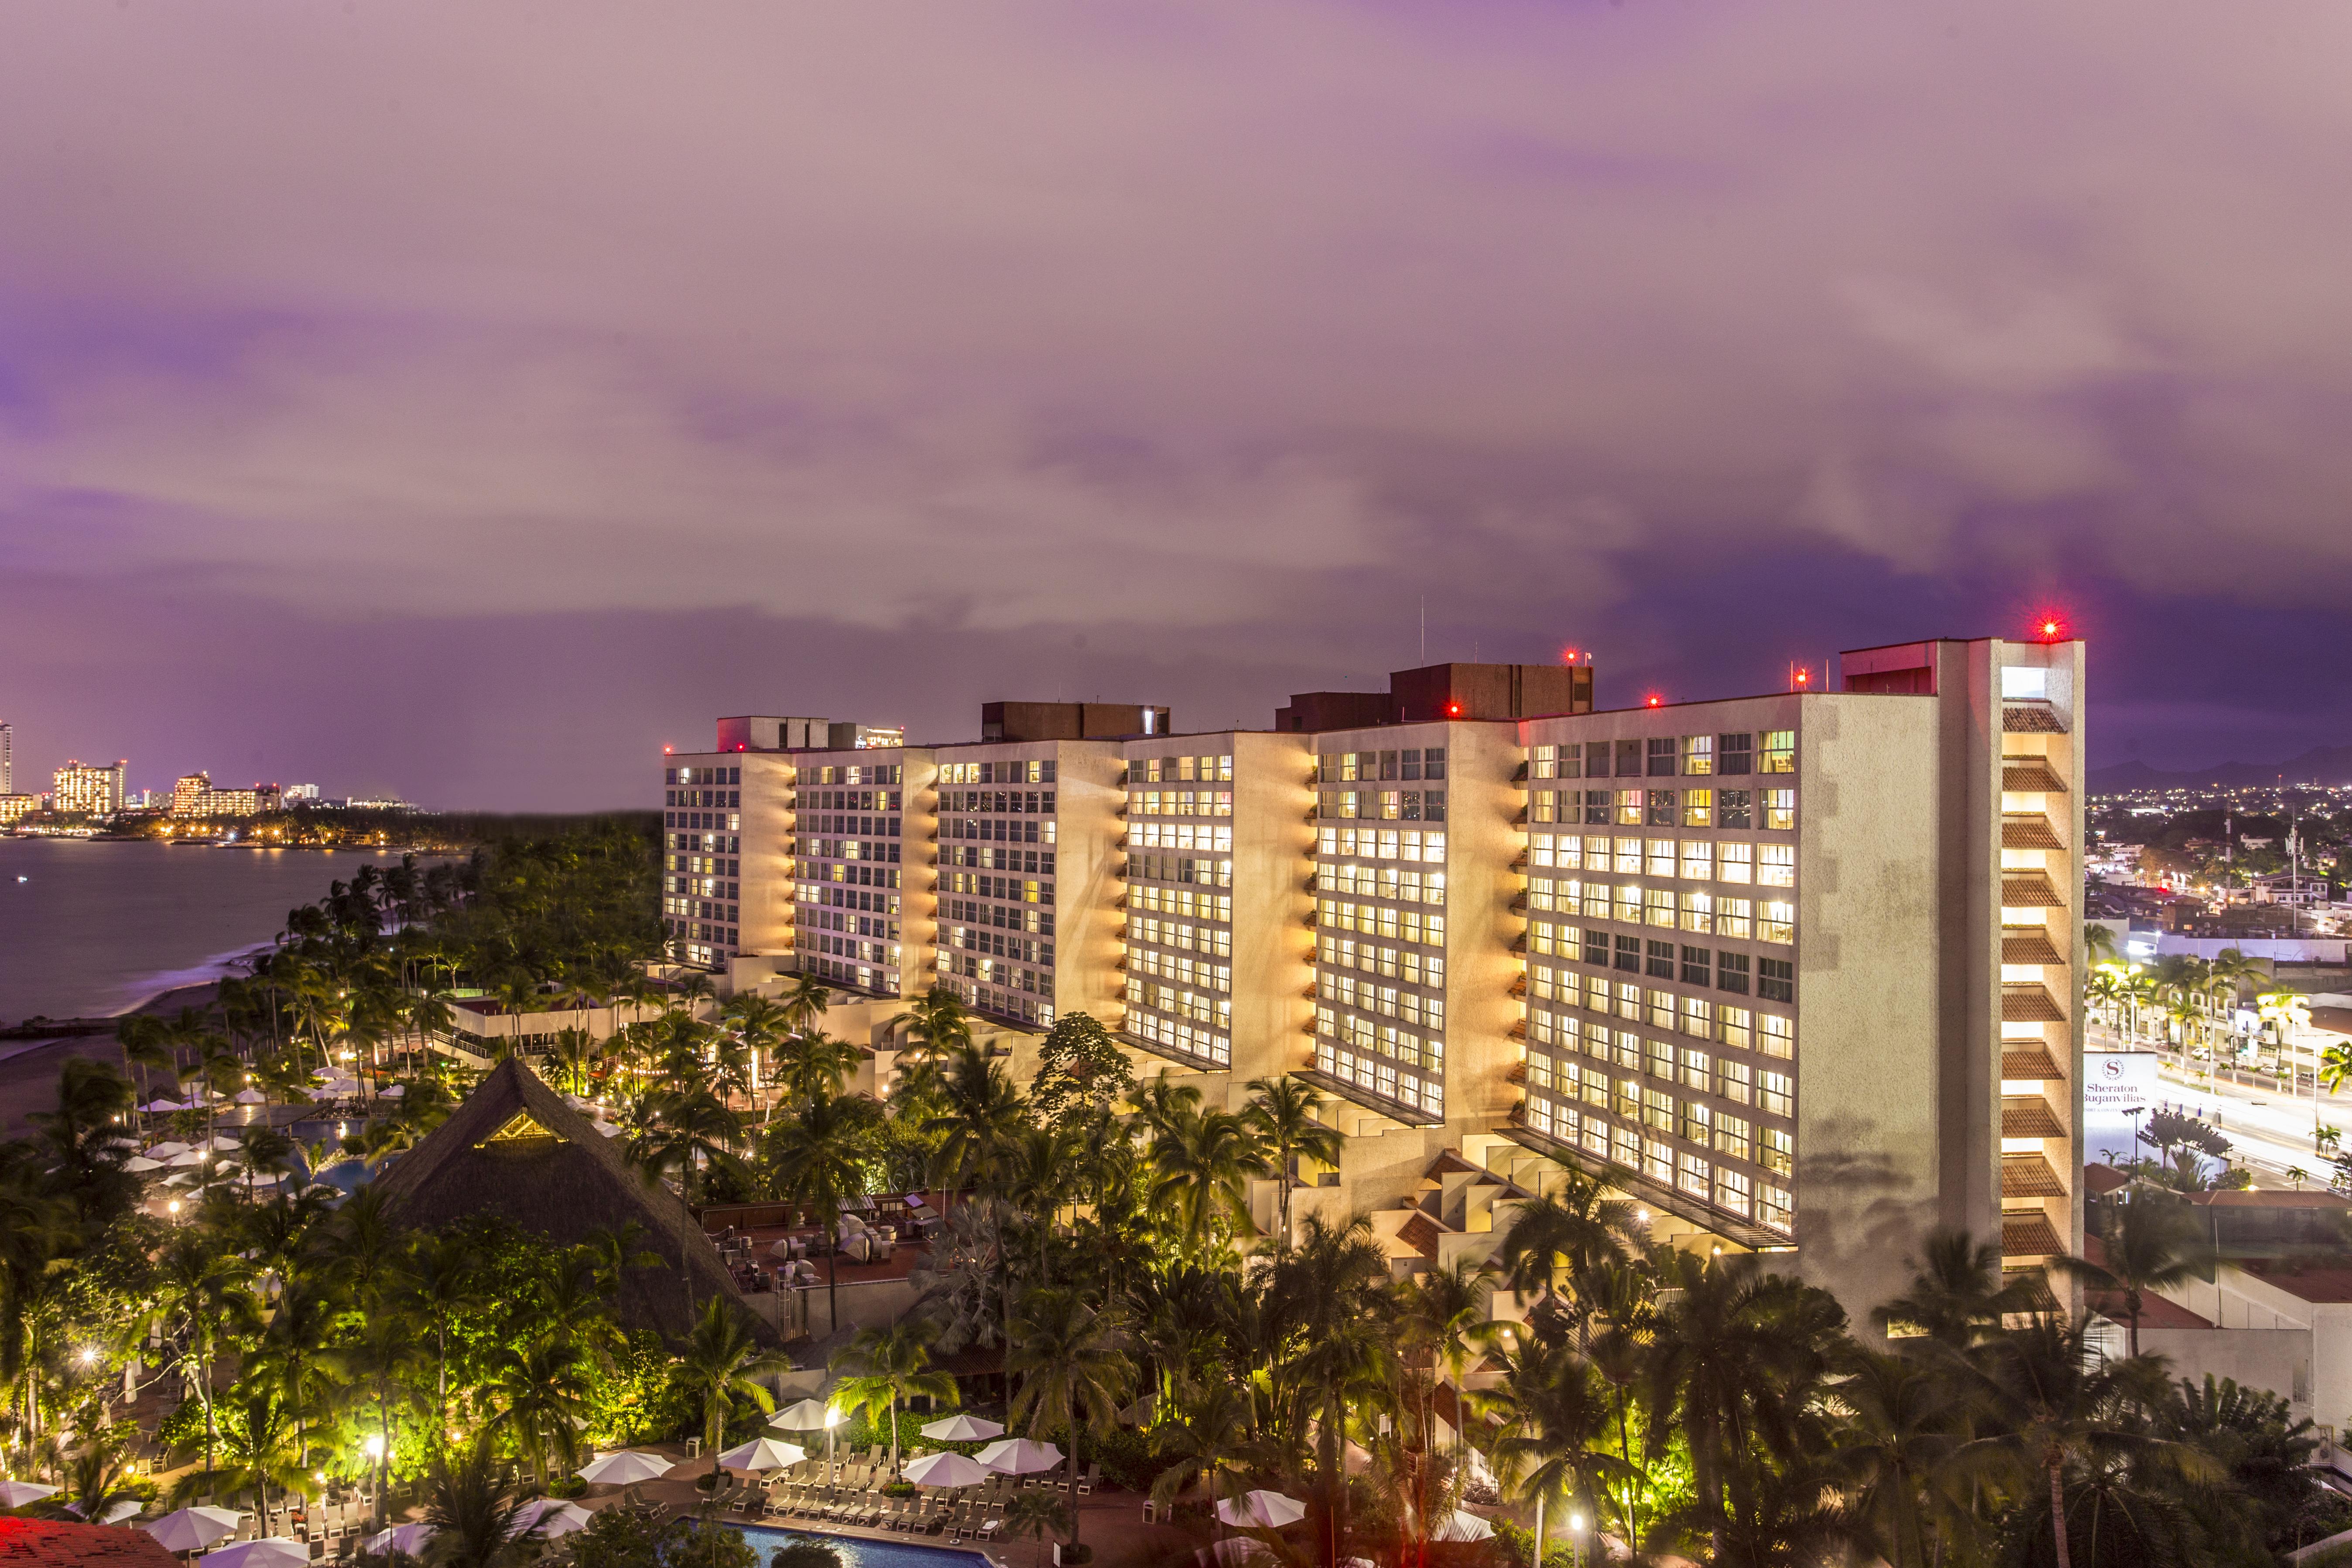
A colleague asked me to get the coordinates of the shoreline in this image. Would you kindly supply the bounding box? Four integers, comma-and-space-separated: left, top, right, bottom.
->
0, 978, 229, 1132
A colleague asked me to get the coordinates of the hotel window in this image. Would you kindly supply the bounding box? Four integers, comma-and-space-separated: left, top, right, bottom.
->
1717, 951, 1752, 995
1759, 902, 1795, 945
1644, 1139, 1676, 1185
1719, 790, 1753, 830
1613, 837, 1643, 874
1760, 1185, 1792, 1233
1679, 1150, 1711, 1196
1615, 885, 1643, 924
1719, 733, 1753, 775
1554, 837, 1582, 871
1680, 889, 1714, 933
1719, 843, 1753, 883
1583, 928, 1611, 967
1681, 790, 1713, 829
1763, 790, 1797, 832
1720, 1006, 1753, 1053
1758, 1013, 1794, 1059
1616, 739, 1643, 775
1580, 791, 1608, 825
1680, 945, 1711, 986
1759, 1072, 1794, 1118
1718, 1057, 1751, 1104
1757, 845, 1795, 887
1646, 983, 1675, 1026
1531, 792, 1556, 824
1645, 838, 1676, 877
1583, 881, 1612, 921
1760, 730, 1795, 774
1645, 890, 1676, 929
1714, 1167, 1752, 1215
1717, 899, 1753, 941
1680, 995, 1714, 1037
1713, 1112, 1751, 1161
1616, 980, 1642, 1019
1532, 745, 1558, 779
1642, 1086, 1675, 1132
1681, 734, 1713, 775
1760, 1127, 1794, 1177
1646, 737, 1677, 777
1615, 790, 1644, 826
1647, 789, 1677, 826
1645, 1037, 1674, 1080
1680, 1047, 1710, 1089
1759, 957, 1795, 1003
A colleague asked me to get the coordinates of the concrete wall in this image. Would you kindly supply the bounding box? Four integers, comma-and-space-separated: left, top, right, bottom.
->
1790, 693, 1945, 1329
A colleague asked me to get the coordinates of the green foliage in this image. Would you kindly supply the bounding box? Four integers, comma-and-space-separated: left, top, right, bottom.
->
766, 1545, 842, 1568
1027, 1013, 1135, 1126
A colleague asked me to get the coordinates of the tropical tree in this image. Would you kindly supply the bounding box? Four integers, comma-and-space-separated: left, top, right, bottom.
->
1240, 1076, 1344, 1247
765, 1087, 885, 1332
1006, 1286, 1136, 1551
676, 1298, 794, 1458
2057, 1198, 2212, 1356
1146, 1106, 1269, 1261
828, 1318, 958, 1477
1473, 1335, 1636, 1565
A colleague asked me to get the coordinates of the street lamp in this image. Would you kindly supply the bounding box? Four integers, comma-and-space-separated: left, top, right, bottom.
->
1566, 1511, 1586, 1568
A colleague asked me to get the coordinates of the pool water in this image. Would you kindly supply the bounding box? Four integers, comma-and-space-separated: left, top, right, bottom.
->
728, 1524, 996, 1568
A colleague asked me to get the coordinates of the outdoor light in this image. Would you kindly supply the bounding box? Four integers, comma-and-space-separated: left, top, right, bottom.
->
363, 1435, 386, 1460
1646, 694, 1661, 707
78, 1347, 97, 1365
1568, 1514, 1584, 1532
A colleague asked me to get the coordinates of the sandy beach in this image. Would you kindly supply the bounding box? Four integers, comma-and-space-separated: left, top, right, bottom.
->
0, 979, 226, 1133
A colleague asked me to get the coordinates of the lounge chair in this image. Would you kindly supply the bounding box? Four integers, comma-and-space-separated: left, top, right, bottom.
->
1078, 1462, 1099, 1496
977, 1517, 1002, 1542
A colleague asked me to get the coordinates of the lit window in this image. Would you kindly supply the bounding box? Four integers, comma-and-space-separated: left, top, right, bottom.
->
1760, 731, 1796, 774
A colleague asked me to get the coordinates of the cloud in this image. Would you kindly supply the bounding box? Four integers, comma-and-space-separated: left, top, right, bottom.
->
3, 1, 2352, 799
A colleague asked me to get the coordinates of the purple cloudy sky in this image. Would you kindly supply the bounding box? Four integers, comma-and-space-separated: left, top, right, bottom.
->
5, 2, 2351, 808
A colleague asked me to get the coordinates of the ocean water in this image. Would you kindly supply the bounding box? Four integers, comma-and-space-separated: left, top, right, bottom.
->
727, 1524, 994, 1568
0, 838, 391, 1026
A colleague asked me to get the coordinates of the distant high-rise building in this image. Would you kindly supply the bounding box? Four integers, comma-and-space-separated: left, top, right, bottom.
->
52, 760, 127, 816
1, 722, 12, 794
284, 784, 321, 802
169, 772, 283, 817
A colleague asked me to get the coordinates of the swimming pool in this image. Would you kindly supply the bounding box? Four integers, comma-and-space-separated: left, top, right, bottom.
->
727, 1523, 996, 1568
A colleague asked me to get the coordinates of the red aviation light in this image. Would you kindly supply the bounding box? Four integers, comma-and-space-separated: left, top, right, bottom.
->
1446, 702, 1462, 717
1645, 694, 1662, 708
2030, 607, 2071, 643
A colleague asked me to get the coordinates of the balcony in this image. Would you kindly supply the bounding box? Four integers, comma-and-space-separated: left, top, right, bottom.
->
2000, 814, 2066, 851
2001, 1212, 2065, 1259
2001, 758, 2068, 794
2001, 930, 2064, 965
1999, 871, 2067, 909
2001, 983, 2067, 1024
2000, 1097, 2066, 1139
2001, 1045, 2065, 1082
2000, 1154, 2068, 1199
2001, 700, 2067, 735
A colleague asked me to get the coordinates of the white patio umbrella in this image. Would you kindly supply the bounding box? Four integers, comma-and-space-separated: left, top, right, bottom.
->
96, 1499, 144, 1525
199, 1538, 311, 1568
124, 1156, 164, 1173
363, 1523, 437, 1555
144, 1142, 192, 1159
144, 1506, 245, 1552
769, 1398, 834, 1430
577, 1450, 674, 1486
595, 1122, 622, 1137
378, 1084, 406, 1099
167, 1150, 208, 1168
207, 1136, 242, 1150
509, 1500, 593, 1539
0, 1480, 58, 1507
919, 1414, 1005, 1442
1216, 1491, 1307, 1529
903, 1451, 989, 1489
975, 1437, 1063, 1475
714, 1437, 806, 1473
1431, 1511, 1494, 1542
234, 1089, 267, 1105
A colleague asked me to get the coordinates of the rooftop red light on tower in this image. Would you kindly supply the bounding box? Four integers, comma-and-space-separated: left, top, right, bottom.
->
1445, 702, 1462, 717
2029, 607, 2070, 643
1646, 693, 1662, 708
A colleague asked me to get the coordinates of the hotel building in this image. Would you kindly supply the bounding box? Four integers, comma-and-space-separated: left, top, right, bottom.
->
169, 773, 284, 818
657, 639, 2083, 1324
51, 760, 127, 817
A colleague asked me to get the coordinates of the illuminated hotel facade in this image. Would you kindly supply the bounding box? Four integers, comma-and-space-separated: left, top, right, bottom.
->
51, 760, 127, 816
658, 639, 2084, 1323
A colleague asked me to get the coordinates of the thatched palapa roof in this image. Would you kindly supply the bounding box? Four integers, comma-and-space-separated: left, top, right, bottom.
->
371, 1056, 776, 1344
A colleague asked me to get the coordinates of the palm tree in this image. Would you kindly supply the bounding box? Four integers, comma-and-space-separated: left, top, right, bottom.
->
170, 1386, 308, 1525
677, 1298, 794, 1458
1823, 1350, 1975, 1568
2057, 1199, 2212, 1356
1871, 1226, 2034, 1348
1472, 1336, 1636, 1565
1264, 1214, 1396, 1567
1240, 1076, 1344, 1247
1397, 1256, 1491, 1454
1149, 1379, 1256, 1518
399, 1230, 482, 1423
829, 1318, 958, 1477
2084, 923, 2119, 967
145, 1237, 262, 1474
1955, 1316, 2218, 1568
1147, 1106, 1270, 1261
1007, 1286, 1137, 1551
999, 1491, 1072, 1568
1494, 1163, 1641, 1326
764, 1088, 884, 1332
1641, 1251, 1845, 1554
420, 1432, 541, 1568
489, 1337, 596, 1481
890, 985, 971, 1068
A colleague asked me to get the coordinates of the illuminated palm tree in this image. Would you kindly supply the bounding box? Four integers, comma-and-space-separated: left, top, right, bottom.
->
1147, 1106, 1270, 1261
829, 1318, 958, 1476
1007, 1287, 1136, 1552
1240, 1075, 1343, 1246
676, 1298, 793, 1458
766, 1087, 885, 1331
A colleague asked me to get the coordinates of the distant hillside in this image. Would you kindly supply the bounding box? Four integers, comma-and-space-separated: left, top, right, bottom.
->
2089, 744, 2352, 793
